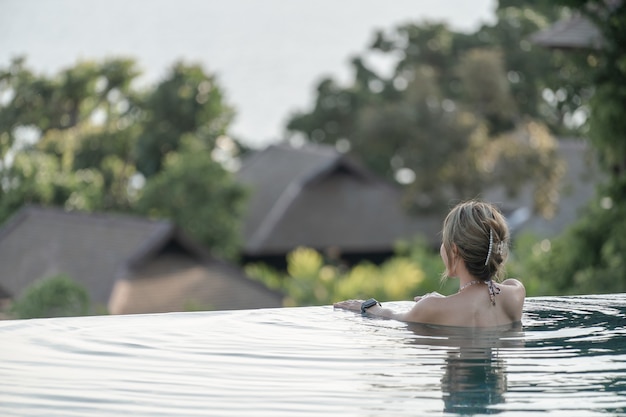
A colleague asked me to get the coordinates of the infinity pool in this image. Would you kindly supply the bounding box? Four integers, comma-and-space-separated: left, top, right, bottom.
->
2, 294, 626, 416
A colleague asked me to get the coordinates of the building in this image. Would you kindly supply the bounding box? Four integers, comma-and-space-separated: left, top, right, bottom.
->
484, 138, 602, 237
530, 12, 604, 50
236, 143, 440, 267
0, 206, 283, 315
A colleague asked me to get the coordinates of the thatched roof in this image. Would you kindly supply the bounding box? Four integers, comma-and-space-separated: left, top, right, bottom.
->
530, 13, 604, 49
237, 143, 439, 257
0, 206, 282, 312
515, 138, 601, 236
0, 206, 170, 305
483, 138, 601, 237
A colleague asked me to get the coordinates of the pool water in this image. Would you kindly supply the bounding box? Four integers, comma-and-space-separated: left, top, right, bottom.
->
2, 294, 626, 416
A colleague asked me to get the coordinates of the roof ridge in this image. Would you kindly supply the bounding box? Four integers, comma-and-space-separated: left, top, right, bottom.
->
7, 204, 171, 226
237, 142, 341, 180
124, 222, 178, 270
256, 141, 341, 158
246, 179, 304, 251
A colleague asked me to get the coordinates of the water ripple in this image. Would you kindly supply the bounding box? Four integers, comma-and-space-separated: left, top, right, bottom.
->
2, 294, 626, 416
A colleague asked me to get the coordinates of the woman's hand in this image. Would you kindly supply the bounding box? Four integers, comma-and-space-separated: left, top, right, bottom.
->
333, 299, 363, 312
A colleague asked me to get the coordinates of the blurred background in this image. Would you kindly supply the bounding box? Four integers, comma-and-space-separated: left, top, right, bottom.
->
0, 0, 496, 148
1, 0, 624, 319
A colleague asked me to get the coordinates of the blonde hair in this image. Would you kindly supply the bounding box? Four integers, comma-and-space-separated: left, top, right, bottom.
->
441, 200, 509, 282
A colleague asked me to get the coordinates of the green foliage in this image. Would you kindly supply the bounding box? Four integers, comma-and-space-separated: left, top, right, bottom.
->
247, 233, 578, 306
10, 275, 91, 319
504, 231, 558, 296
0, 57, 246, 259
281, 2, 625, 298
520, 0, 626, 294
485, 4, 594, 134
0, 57, 140, 150
394, 237, 456, 294
0, 57, 141, 219
135, 136, 247, 260
246, 241, 452, 307
286, 4, 590, 216
577, 0, 626, 179
244, 262, 284, 291
0, 149, 105, 221
523, 193, 626, 295
134, 62, 234, 177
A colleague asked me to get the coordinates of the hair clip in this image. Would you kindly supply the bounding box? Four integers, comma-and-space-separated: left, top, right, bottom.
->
497, 241, 505, 255
485, 229, 493, 266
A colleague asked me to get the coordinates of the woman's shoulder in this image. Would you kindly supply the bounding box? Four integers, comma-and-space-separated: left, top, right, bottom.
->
500, 278, 526, 299
501, 278, 525, 288
498, 278, 525, 322
400, 293, 449, 323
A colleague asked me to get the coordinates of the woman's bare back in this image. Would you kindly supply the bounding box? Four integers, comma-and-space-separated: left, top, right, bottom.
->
411, 279, 525, 327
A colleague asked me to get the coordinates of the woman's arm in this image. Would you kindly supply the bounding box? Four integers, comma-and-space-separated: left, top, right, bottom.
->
332, 299, 404, 320
333, 296, 438, 323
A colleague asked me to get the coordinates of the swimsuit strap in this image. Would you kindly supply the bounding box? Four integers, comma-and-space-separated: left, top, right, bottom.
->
486, 279, 501, 306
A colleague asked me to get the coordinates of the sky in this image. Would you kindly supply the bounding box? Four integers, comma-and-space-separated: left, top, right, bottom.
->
0, 0, 497, 148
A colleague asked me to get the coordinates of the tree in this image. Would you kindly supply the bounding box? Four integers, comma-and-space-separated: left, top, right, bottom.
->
0, 57, 142, 219
477, 2, 594, 135
10, 275, 91, 319
0, 58, 247, 259
135, 136, 247, 260
287, 13, 571, 215
134, 62, 234, 177
0, 147, 105, 222
521, 0, 626, 294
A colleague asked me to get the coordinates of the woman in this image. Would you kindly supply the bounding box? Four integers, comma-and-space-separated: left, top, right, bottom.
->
333, 200, 525, 327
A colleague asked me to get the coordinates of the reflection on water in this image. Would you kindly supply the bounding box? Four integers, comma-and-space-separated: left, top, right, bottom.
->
405, 322, 523, 415
442, 347, 507, 414
1, 295, 626, 416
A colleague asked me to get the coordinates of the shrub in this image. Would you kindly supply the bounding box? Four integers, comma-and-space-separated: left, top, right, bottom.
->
10, 275, 91, 319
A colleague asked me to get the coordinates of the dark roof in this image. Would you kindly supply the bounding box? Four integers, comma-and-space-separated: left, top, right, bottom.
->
483, 138, 602, 237
0, 206, 279, 310
518, 138, 602, 236
0, 206, 173, 304
530, 13, 604, 49
236, 143, 439, 256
